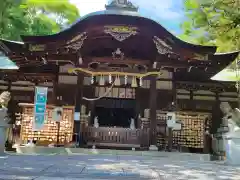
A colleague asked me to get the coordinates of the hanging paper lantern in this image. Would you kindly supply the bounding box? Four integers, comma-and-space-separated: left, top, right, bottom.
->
114, 75, 121, 86
91, 75, 94, 84
124, 75, 128, 85
109, 74, 112, 84
131, 76, 137, 88
99, 75, 105, 86
139, 77, 143, 87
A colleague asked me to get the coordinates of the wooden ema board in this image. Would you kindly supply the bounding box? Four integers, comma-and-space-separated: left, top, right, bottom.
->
156, 111, 210, 149
156, 112, 167, 149
18, 103, 74, 145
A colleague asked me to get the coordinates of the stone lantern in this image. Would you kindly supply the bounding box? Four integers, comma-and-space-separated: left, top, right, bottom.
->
0, 91, 11, 155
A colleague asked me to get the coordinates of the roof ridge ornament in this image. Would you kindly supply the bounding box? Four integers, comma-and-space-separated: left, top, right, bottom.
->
105, 0, 138, 12
104, 26, 138, 41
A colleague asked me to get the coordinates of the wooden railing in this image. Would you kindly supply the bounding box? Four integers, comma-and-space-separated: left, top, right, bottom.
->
81, 127, 150, 148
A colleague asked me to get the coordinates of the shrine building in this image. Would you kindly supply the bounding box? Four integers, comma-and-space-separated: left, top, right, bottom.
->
0, 0, 239, 152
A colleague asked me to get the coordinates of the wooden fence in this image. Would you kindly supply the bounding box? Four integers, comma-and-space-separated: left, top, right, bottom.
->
81, 127, 150, 149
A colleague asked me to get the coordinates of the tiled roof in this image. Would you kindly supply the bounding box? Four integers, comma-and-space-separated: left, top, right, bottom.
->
0, 51, 18, 69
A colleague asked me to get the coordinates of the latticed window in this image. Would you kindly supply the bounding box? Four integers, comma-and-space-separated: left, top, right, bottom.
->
95, 87, 135, 99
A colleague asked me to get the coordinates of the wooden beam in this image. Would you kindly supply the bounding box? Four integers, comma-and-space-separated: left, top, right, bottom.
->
0, 72, 55, 83
91, 57, 151, 65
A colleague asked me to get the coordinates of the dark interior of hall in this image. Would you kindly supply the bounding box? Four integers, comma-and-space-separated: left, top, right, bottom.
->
95, 107, 136, 128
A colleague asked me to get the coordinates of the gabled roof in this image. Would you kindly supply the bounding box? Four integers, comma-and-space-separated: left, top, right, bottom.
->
0, 0, 226, 58
0, 51, 18, 70
19, 7, 217, 55
0, 0, 239, 82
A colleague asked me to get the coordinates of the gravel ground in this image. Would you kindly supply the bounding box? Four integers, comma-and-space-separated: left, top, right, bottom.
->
0, 154, 239, 180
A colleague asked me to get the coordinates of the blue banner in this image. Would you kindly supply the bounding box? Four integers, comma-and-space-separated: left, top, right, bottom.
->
34, 114, 45, 130
35, 104, 46, 114
33, 86, 48, 131
35, 94, 47, 104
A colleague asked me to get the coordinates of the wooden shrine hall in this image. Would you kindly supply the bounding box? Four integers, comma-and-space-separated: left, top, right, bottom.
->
0, 0, 239, 152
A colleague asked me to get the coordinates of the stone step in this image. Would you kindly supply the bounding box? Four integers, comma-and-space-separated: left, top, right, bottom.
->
13, 146, 211, 161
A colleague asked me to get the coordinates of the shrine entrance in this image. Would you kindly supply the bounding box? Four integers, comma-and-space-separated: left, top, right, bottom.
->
82, 90, 149, 150
94, 98, 136, 128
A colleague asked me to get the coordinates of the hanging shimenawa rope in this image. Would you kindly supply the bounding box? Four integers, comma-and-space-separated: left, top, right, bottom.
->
69, 68, 163, 101
82, 80, 115, 101
68, 68, 161, 78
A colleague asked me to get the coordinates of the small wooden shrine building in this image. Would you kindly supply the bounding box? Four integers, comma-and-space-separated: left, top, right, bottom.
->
0, 0, 239, 152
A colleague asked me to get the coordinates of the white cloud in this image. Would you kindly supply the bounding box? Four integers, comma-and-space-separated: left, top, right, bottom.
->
131, 0, 183, 20
70, 0, 183, 20
70, 0, 106, 16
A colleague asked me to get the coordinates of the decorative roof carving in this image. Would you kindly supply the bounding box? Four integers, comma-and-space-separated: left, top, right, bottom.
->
105, 0, 138, 12
193, 53, 208, 61
29, 44, 45, 52
67, 32, 87, 44
112, 48, 124, 60
104, 26, 137, 41
66, 32, 87, 51
153, 36, 173, 55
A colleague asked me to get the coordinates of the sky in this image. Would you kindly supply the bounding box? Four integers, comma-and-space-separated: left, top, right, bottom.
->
69, 0, 185, 35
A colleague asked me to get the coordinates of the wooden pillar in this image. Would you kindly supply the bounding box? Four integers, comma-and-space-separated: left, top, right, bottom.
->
52, 70, 60, 145
149, 76, 157, 146
52, 75, 58, 105
56, 122, 60, 146
238, 89, 240, 108
89, 101, 95, 125
75, 73, 84, 146
168, 71, 177, 152
172, 72, 177, 106
215, 92, 219, 101
135, 87, 141, 128
7, 81, 12, 91
75, 73, 84, 112
90, 85, 96, 125
204, 91, 220, 154
190, 89, 193, 100
52, 77, 61, 146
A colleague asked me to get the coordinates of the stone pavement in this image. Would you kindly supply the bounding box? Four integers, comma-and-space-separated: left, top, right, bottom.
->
0, 153, 240, 180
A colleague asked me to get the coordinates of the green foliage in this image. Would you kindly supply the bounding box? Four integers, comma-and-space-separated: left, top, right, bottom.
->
0, 0, 80, 41
181, 0, 240, 53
